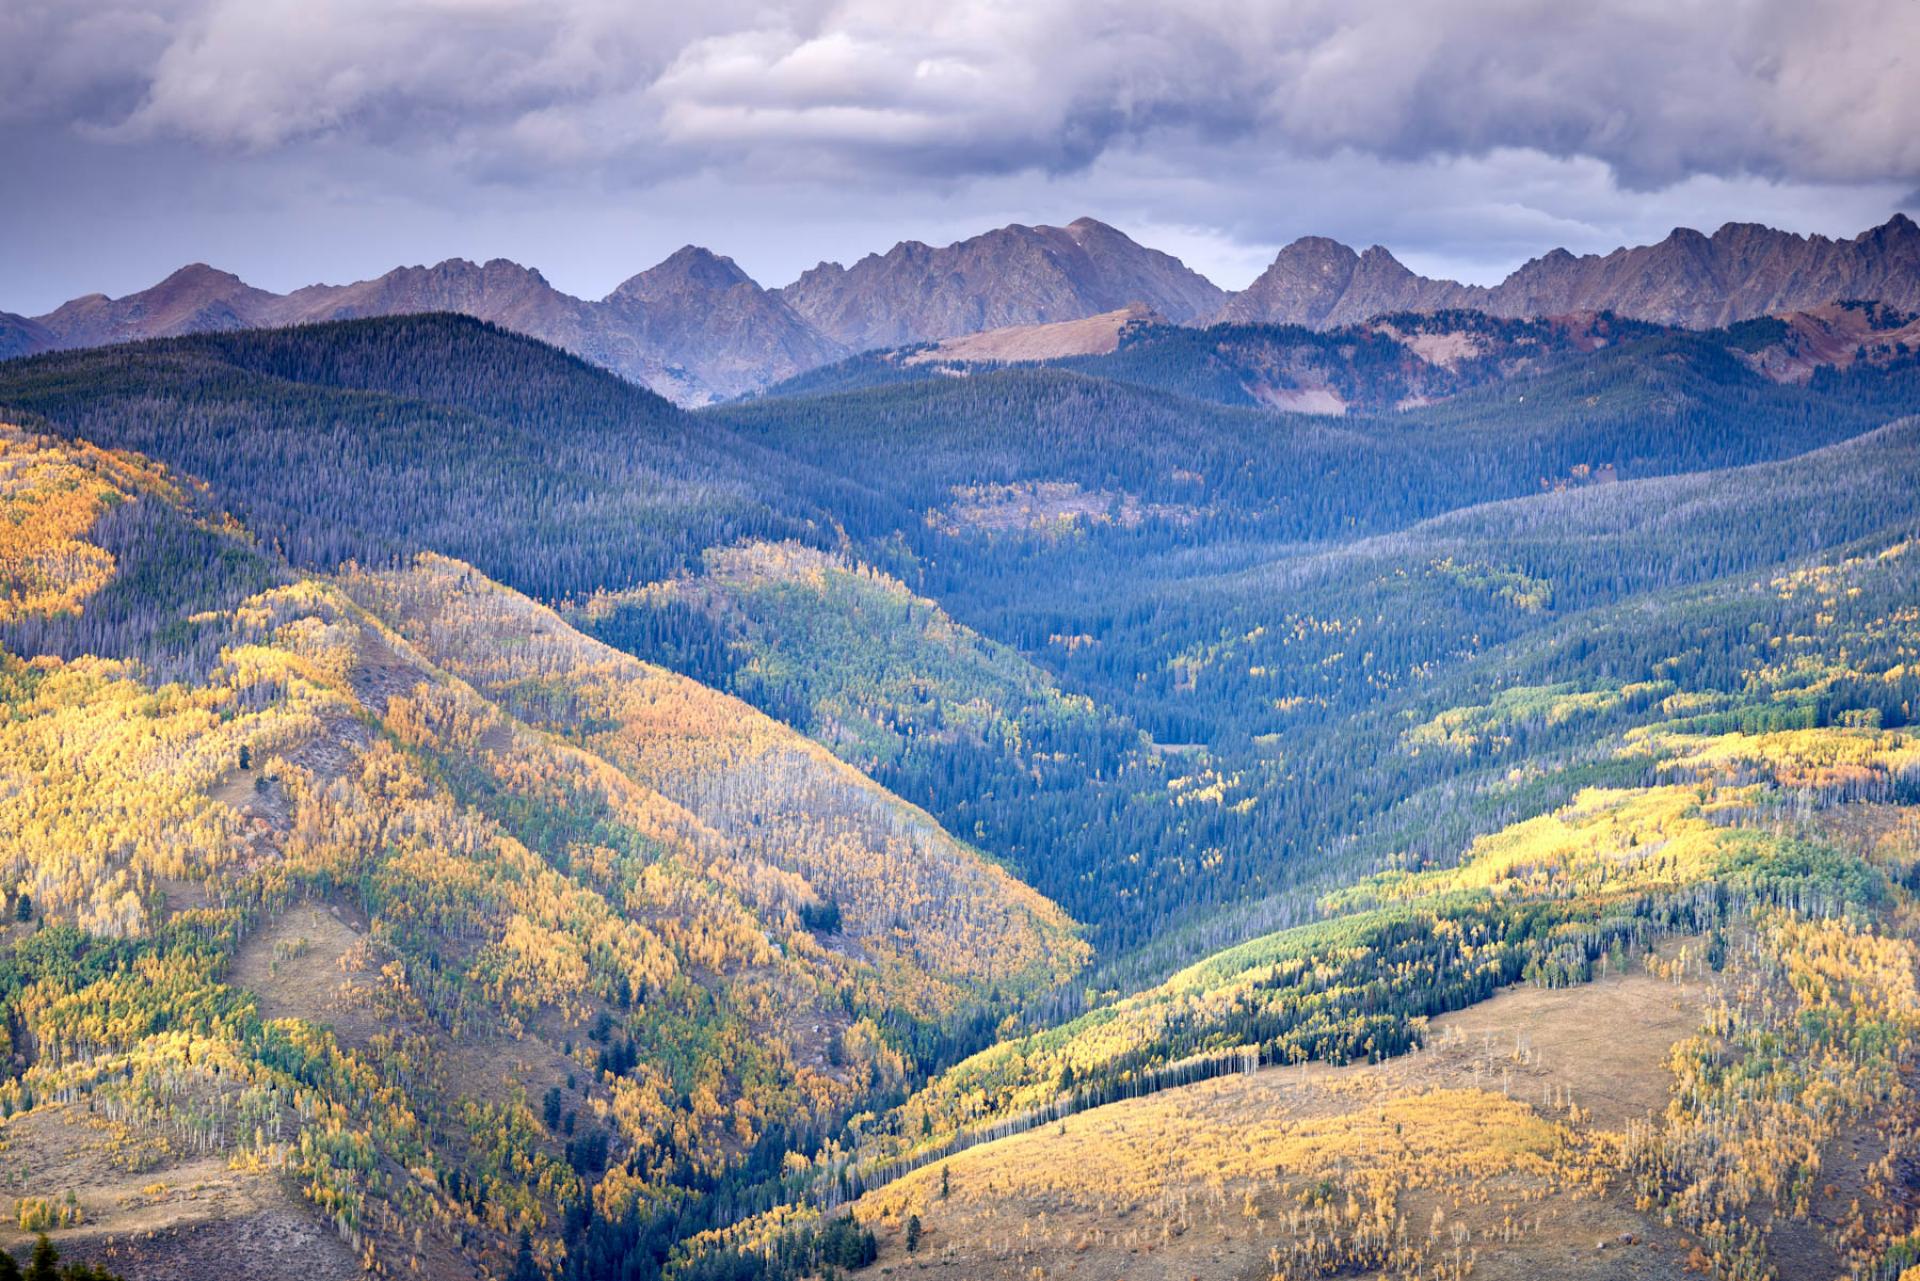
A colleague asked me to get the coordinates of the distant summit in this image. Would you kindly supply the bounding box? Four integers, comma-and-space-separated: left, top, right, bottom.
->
8, 214, 1919, 401
1218, 214, 1920, 328
10, 249, 834, 406
775, 217, 1227, 350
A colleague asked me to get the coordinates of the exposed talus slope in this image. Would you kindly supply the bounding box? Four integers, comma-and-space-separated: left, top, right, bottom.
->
776, 217, 1226, 350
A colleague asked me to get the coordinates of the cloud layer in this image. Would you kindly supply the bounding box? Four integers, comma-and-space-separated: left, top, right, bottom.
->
2, 1, 1915, 314
11, 0, 1918, 189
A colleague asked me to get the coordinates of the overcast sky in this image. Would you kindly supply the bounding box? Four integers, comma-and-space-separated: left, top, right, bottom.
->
4, 0, 1917, 315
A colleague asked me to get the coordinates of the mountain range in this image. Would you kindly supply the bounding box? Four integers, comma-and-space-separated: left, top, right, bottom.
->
1218, 214, 1920, 328
4, 213, 1918, 404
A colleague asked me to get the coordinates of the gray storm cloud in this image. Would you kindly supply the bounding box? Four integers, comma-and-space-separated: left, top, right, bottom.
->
7, 0, 1916, 190
2, 0, 1916, 319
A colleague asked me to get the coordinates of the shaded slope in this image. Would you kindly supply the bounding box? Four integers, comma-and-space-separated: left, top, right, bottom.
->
567, 541, 1186, 956
0, 315, 834, 599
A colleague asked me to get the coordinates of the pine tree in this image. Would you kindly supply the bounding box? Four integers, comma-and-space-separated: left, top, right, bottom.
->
509, 1229, 541, 1281
0, 1244, 20, 1281
24, 1237, 56, 1281
905, 1215, 922, 1254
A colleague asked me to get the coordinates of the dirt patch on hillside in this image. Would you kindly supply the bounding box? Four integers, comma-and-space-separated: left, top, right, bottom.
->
1252, 384, 1347, 415
906, 305, 1153, 365
0, 1104, 358, 1281
1428, 962, 1708, 1130
44, 1207, 364, 1281
228, 901, 386, 1047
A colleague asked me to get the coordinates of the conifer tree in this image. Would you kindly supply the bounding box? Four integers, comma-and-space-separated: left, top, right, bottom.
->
509, 1229, 541, 1281
24, 1237, 56, 1281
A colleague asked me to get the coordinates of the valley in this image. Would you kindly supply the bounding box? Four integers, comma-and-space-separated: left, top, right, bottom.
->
3, 218, 1920, 1281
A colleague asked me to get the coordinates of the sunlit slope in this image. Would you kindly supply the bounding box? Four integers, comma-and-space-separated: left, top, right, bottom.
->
0, 420, 281, 675
337, 552, 1086, 1006
0, 437, 1084, 1278
566, 540, 1200, 952
0, 426, 152, 621
839, 967, 1718, 1281
691, 528, 1920, 1281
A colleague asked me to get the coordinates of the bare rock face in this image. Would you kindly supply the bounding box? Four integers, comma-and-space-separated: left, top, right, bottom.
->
776, 217, 1227, 350
1218, 214, 1920, 329
1211, 237, 1361, 328
1214, 239, 1479, 329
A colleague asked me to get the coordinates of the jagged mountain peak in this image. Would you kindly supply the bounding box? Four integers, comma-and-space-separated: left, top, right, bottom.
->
611, 246, 755, 301
1864, 210, 1920, 245
1218, 214, 1920, 330
776, 216, 1226, 349
16, 213, 1920, 403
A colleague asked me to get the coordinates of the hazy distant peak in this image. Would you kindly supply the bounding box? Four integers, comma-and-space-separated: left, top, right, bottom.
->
777, 215, 1226, 348
1218, 213, 1920, 329
153, 262, 249, 290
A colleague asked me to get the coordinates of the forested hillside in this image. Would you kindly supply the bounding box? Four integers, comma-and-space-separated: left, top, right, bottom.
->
4, 309, 1920, 1281
0, 426, 1080, 1279
563, 542, 1186, 960
0, 318, 838, 600
699, 524, 1920, 1281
